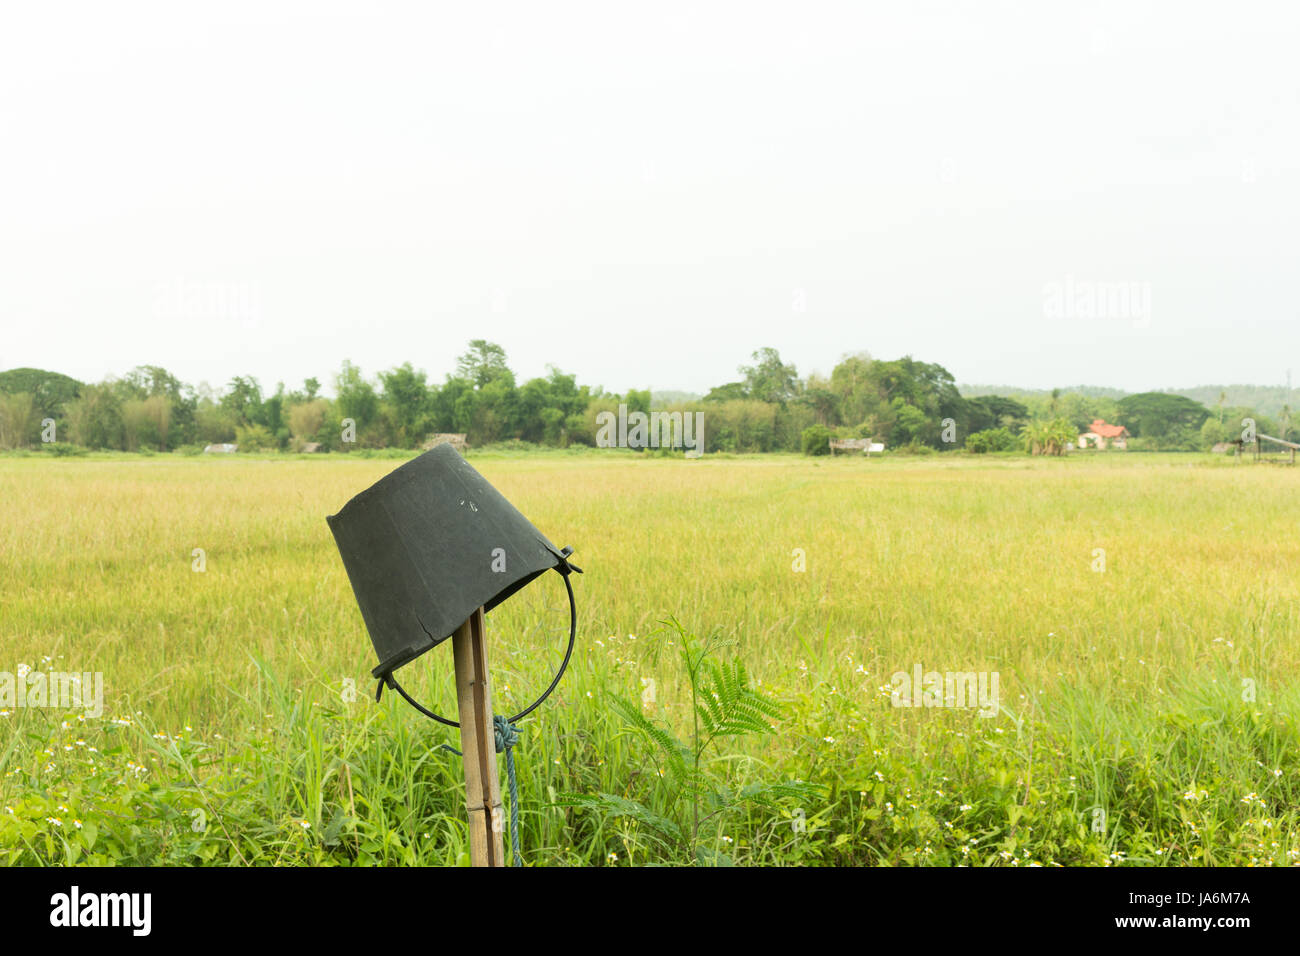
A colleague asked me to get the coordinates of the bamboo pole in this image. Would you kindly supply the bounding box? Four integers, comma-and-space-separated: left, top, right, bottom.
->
451, 607, 504, 867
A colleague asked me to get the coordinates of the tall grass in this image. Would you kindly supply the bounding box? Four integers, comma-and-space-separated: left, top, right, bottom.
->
1, 451, 1297, 864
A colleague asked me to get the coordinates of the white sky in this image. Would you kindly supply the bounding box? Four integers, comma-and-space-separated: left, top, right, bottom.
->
1, 1, 1297, 397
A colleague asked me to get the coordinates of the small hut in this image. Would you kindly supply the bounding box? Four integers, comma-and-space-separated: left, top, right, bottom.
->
829, 438, 884, 456
422, 433, 469, 453
1254, 434, 1298, 464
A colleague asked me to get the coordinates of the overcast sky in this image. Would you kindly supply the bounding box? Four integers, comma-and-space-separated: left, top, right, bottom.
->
1, 1, 1296, 397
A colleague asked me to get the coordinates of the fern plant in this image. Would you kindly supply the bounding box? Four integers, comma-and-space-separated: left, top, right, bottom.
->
559, 617, 820, 864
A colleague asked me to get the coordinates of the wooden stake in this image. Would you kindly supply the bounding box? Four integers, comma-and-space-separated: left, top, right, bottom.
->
451, 606, 505, 867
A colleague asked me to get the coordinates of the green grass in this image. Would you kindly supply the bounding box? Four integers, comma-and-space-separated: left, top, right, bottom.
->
1, 450, 1298, 865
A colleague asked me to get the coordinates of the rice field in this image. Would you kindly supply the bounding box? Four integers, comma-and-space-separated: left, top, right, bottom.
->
2, 450, 1298, 866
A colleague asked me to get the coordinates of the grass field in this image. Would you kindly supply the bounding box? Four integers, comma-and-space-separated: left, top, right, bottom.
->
2, 450, 1299, 866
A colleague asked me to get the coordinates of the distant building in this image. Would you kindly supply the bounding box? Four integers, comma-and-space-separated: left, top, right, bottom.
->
1077, 419, 1129, 450
203, 443, 238, 454
300, 442, 323, 453
829, 438, 885, 455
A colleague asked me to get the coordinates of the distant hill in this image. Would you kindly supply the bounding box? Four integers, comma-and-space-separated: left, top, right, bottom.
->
960, 384, 1129, 400
1168, 385, 1297, 419
651, 390, 703, 409
959, 383, 1297, 418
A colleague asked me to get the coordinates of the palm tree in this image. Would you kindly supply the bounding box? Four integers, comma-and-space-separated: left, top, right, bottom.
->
1024, 418, 1074, 456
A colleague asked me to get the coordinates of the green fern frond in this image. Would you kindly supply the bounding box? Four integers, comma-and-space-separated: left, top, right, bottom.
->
563, 617, 820, 864
551, 792, 684, 846
735, 780, 825, 807
696, 659, 784, 742
605, 692, 693, 781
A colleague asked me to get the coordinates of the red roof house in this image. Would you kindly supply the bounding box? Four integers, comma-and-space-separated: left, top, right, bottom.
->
1078, 419, 1129, 450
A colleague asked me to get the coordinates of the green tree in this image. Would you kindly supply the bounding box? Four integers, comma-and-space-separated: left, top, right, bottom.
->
515, 366, 590, 445
194, 399, 237, 444
1024, 418, 1075, 456
889, 400, 930, 446
235, 423, 276, 451
429, 376, 473, 434
800, 372, 839, 425
0, 368, 83, 437
115, 365, 196, 446
288, 399, 329, 448
829, 352, 876, 427
335, 361, 379, 440
121, 399, 154, 451
378, 362, 430, 446
965, 427, 1018, 453
65, 384, 124, 449
966, 395, 1029, 433
624, 388, 651, 418
801, 423, 834, 455
1116, 392, 1210, 442
701, 400, 776, 452
740, 348, 799, 406
0, 392, 37, 449
702, 381, 748, 403
1200, 417, 1230, 447
456, 340, 513, 389
221, 376, 264, 428
261, 383, 289, 448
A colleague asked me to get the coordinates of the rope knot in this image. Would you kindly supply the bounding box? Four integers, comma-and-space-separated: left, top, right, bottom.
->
493, 714, 520, 753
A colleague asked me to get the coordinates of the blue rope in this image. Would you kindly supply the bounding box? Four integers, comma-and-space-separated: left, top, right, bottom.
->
493, 714, 522, 867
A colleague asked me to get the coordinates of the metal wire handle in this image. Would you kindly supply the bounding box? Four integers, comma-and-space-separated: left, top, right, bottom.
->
378, 563, 578, 727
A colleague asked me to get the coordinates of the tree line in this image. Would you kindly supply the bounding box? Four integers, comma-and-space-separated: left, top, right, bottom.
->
0, 342, 1288, 454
